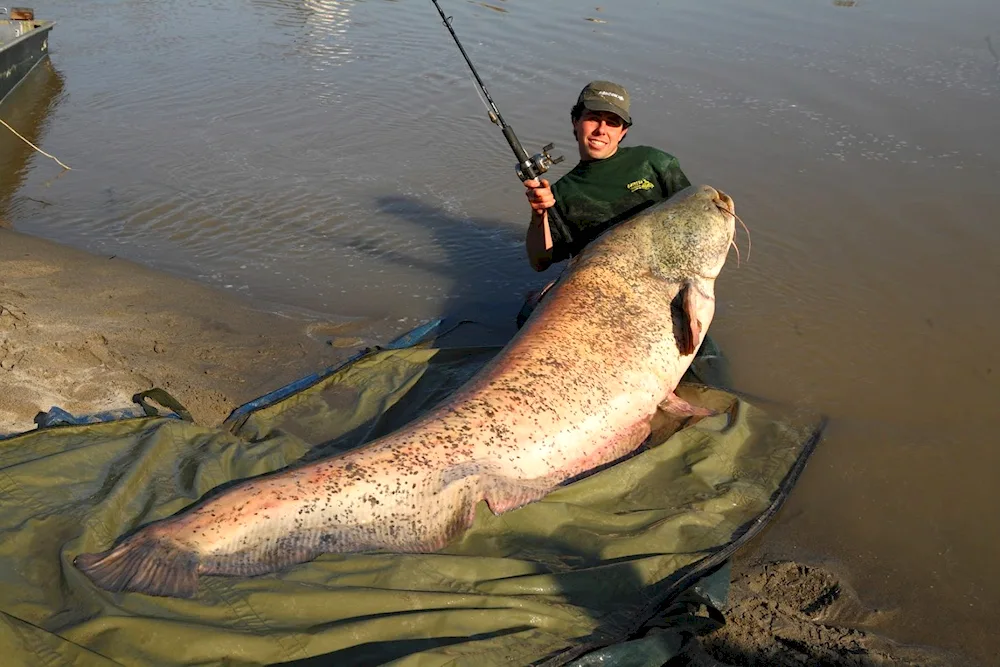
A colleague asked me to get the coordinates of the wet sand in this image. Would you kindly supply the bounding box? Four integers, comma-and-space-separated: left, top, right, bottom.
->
0, 226, 352, 433
0, 227, 964, 665
684, 557, 961, 666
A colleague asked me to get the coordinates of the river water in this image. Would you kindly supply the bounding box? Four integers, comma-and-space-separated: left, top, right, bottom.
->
2, 0, 999, 662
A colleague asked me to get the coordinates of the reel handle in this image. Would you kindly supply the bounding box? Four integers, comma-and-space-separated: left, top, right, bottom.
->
515, 143, 565, 182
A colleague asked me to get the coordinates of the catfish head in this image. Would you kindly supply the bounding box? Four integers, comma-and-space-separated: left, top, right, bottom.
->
644, 185, 738, 357
647, 185, 737, 284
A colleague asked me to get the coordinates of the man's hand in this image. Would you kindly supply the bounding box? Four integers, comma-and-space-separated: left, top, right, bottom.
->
524, 178, 555, 213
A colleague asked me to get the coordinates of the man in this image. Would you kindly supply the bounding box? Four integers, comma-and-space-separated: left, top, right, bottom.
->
517, 80, 692, 324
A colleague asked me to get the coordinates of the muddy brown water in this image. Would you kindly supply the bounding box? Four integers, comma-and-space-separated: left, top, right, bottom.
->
2, 0, 999, 663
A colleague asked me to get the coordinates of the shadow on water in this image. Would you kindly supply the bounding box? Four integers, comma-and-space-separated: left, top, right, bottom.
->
0, 57, 66, 222
358, 194, 552, 337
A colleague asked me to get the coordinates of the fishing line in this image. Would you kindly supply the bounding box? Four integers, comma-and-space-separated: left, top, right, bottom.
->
0, 117, 71, 170
429, 0, 563, 183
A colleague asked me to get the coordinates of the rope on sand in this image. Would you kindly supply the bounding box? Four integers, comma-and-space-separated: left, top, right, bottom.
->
0, 118, 72, 170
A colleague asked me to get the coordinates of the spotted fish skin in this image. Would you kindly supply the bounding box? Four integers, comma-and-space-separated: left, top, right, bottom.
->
74, 185, 737, 598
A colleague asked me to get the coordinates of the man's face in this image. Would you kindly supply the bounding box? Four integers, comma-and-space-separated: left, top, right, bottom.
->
574, 109, 629, 161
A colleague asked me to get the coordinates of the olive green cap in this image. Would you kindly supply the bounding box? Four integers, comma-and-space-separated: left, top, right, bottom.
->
576, 80, 632, 125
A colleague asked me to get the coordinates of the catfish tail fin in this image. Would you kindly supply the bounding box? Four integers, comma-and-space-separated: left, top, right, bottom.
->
75, 532, 200, 599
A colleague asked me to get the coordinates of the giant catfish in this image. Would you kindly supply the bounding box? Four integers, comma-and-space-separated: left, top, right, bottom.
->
75, 184, 740, 598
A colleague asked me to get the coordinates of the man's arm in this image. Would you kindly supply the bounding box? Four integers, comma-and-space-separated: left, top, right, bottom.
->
661, 158, 691, 197
526, 209, 555, 272
524, 178, 557, 272
654, 153, 692, 197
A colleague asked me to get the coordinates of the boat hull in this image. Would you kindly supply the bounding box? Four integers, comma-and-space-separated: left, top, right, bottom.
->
0, 18, 54, 105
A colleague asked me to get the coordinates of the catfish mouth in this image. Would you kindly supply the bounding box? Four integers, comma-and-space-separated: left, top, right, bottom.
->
714, 189, 735, 217
712, 188, 747, 268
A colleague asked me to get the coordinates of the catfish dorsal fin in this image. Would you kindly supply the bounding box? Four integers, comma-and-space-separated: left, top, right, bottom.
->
672, 281, 703, 356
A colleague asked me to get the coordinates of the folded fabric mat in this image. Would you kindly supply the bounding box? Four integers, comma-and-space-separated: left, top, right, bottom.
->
0, 320, 823, 666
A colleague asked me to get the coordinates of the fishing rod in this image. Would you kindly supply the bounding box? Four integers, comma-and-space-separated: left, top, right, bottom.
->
430, 0, 563, 182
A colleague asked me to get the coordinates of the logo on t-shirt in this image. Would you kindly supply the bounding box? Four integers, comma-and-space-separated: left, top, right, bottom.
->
626, 178, 655, 193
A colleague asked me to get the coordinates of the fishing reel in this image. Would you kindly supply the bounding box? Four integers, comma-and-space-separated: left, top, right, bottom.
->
514, 143, 564, 183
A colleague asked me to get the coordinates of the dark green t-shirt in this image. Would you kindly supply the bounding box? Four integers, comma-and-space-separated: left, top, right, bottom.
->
548, 145, 691, 260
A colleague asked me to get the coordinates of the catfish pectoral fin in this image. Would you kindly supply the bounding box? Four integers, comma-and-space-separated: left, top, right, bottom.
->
658, 392, 716, 418
482, 474, 554, 515
75, 532, 200, 599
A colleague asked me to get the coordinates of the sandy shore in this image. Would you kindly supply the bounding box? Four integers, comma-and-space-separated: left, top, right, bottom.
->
0, 228, 963, 665
0, 227, 366, 434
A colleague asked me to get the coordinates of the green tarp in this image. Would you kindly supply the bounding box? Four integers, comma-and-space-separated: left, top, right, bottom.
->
0, 324, 822, 666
